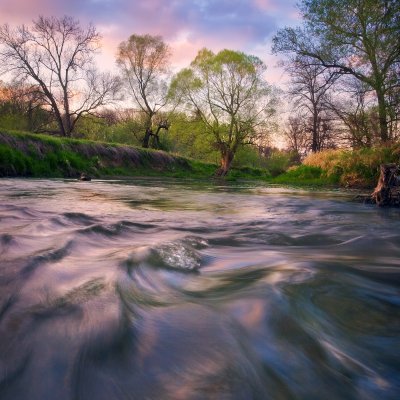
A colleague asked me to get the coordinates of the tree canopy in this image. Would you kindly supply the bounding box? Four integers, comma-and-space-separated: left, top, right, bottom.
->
117, 34, 171, 148
273, 0, 400, 142
169, 48, 277, 175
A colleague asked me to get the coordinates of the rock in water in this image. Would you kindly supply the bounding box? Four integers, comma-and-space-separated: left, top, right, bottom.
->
79, 173, 91, 181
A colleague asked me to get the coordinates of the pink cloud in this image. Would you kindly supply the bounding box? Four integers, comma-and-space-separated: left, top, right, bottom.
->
0, 0, 299, 83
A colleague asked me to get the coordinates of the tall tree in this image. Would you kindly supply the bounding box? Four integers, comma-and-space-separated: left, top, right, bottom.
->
285, 55, 339, 152
117, 34, 171, 148
169, 49, 277, 176
284, 115, 310, 159
327, 78, 380, 148
0, 16, 120, 137
273, 0, 400, 143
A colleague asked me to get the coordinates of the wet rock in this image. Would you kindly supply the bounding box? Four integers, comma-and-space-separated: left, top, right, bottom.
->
79, 173, 91, 181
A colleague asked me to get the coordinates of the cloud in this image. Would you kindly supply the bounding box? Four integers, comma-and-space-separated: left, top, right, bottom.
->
0, 0, 299, 82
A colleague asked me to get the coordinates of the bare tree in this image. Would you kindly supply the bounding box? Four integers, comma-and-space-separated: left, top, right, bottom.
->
117, 34, 171, 148
284, 115, 309, 159
0, 16, 120, 137
327, 78, 380, 148
284, 55, 339, 152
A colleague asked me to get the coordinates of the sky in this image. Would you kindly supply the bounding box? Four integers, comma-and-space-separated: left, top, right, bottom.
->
0, 0, 300, 84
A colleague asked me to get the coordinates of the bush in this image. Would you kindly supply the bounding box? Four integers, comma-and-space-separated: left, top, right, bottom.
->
302, 145, 400, 187
273, 165, 330, 185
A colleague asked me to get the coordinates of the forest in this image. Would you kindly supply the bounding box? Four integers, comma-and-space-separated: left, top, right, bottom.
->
0, 0, 399, 183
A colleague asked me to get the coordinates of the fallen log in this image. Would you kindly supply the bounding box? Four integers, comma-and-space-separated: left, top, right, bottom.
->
371, 164, 400, 206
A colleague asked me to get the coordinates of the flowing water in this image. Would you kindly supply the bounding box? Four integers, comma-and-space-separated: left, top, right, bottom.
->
0, 178, 399, 400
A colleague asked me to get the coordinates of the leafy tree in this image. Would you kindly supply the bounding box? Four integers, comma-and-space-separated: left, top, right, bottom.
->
0, 16, 120, 137
169, 49, 277, 176
273, 0, 400, 143
166, 112, 218, 162
117, 34, 171, 148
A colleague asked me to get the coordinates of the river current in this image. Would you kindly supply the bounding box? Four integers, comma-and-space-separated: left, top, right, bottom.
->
0, 178, 399, 400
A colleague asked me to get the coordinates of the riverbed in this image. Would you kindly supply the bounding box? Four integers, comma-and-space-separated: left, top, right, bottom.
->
0, 178, 399, 399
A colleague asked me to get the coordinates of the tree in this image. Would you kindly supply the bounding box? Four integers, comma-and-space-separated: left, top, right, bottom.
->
0, 79, 49, 131
117, 34, 171, 148
0, 16, 120, 137
272, 0, 400, 143
284, 115, 309, 159
285, 55, 339, 152
327, 78, 380, 148
169, 49, 277, 176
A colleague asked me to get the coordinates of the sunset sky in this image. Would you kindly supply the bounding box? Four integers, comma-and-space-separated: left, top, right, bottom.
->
0, 0, 300, 83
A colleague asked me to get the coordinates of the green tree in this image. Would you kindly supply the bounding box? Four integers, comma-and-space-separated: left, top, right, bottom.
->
169, 49, 277, 176
0, 16, 121, 137
166, 112, 218, 162
117, 34, 171, 149
273, 0, 400, 143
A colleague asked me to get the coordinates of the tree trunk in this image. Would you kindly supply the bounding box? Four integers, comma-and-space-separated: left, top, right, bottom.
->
142, 128, 152, 148
311, 107, 318, 152
371, 164, 400, 206
376, 90, 389, 142
215, 150, 234, 177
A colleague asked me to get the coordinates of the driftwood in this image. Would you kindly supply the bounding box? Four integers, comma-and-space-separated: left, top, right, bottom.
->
353, 164, 400, 206
371, 164, 400, 206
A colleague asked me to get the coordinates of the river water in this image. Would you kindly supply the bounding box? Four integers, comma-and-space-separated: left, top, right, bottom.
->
0, 178, 399, 400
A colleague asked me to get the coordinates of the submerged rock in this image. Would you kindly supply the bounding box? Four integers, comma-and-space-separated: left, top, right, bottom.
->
79, 173, 91, 181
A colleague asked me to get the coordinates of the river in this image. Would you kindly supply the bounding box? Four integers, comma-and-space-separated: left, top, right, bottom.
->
0, 178, 399, 400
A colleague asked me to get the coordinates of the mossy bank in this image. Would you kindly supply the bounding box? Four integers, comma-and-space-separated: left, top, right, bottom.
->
0, 130, 270, 180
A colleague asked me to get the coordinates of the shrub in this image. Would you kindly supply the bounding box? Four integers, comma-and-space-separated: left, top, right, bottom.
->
302, 146, 400, 187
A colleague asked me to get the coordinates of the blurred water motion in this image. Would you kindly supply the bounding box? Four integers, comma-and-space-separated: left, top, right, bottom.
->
0, 178, 399, 400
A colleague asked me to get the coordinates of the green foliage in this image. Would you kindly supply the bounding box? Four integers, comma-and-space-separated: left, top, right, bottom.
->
274, 145, 400, 188
0, 130, 279, 181
273, 0, 400, 142
75, 115, 142, 146
0, 112, 28, 131
263, 150, 296, 177
169, 48, 276, 174
232, 146, 265, 168
165, 113, 218, 162
273, 165, 330, 186
303, 147, 400, 187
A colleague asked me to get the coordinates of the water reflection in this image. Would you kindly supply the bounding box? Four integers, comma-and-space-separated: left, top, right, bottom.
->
0, 178, 399, 399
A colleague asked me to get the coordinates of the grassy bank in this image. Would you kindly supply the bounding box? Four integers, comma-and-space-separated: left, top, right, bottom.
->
2, 130, 397, 187
0, 130, 270, 180
274, 146, 400, 189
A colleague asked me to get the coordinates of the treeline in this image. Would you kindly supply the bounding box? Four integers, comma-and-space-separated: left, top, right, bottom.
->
0, 0, 399, 176
274, 0, 400, 155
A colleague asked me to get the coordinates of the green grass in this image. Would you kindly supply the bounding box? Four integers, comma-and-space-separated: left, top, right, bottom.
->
0, 130, 271, 181
272, 165, 336, 186
273, 146, 400, 188
5, 129, 395, 188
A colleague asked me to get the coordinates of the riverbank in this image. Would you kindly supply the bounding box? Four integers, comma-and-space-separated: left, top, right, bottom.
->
0, 130, 269, 181
275, 146, 400, 189
1, 130, 397, 189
